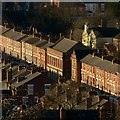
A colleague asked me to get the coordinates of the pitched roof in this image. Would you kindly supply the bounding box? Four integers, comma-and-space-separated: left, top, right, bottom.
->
2, 29, 27, 41
52, 38, 78, 53
40, 42, 54, 49
0, 25, 10, 34
11, 72, 41, 88
80, 54, 120, 74
24, 37, 41, 44
114, 33, 120, 39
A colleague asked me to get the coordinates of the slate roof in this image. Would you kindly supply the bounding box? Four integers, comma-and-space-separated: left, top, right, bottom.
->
40, 42, 54, 49
52, 38, 78, 53
114, 33, 120, 39
80, 54, 120, 74
12, 69, 27, 78
11, 72, 41, 88
0, 25, 10, 34
24, 37, 41, 44
2, 29, 27, 41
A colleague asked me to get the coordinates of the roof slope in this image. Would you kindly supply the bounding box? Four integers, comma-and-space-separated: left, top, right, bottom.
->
11, 72, 41, 88
52, 38, 78, 52
80, 54, 120, 74
0, 25, 10, 34
114, 32, 120, 39
3, 29, 26, 41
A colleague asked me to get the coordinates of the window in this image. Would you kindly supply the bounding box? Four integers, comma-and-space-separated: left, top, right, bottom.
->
28, 84, 34, 95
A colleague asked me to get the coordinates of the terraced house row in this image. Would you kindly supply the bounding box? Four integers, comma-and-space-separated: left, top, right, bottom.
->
1, 25, 120, 96
71, 51, 120, 96
0, 25, 53, 70
0, 25, 89, 81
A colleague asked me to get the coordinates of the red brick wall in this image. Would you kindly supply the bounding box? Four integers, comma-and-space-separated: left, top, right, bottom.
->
17, 72, 55, 97
81, 62, 119, 96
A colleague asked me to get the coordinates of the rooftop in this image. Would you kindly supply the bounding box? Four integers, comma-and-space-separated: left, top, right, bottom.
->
114, 32, 120, 39
11, 72, 41, 88
52, 37, 78, 53
2, 29, 27, 41
0, 25, 10, 34
80, 54, 120, 74
42, 81, 108, 110
40, 42, 54, 49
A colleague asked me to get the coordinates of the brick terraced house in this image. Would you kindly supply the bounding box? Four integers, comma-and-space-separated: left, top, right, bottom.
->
71, 49, 93, 83
0, 25, 10, 51
1, 27, 27, 58
21, 35, 47, 64
46, 37, 88, 81
80, 54, 120, 96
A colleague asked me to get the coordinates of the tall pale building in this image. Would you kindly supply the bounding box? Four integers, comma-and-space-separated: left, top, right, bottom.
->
82, 23, 96, 49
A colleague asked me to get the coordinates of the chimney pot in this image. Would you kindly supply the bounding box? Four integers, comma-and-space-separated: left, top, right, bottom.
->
13, 27, 15, 32
69, 29, 72, 40
40, 35, 42, 41
59, 33, 62, 39
18, 65, 20, 71
48, 35, 50, 43
92, 52, 95, 57
112, 59, 114, 64
102, 56, 104, 61
21, 30, 22, 35
32, 33, 34, 37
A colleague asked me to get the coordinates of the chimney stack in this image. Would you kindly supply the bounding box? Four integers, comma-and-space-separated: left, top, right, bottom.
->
92, 52, 95, 57
35, 28, 38, 34
13, 27, 15, 32
32, 33, 34, 37
31, 69, 33, 74
59, 33, 62, 39
40, 35, 42, 41
112, 59, 114, 64
32, 27, 35, 37
84, 23, 88, 33
21, 30, 23, 35
69, 29, 72, 40
18, 65, 20, 72
16, 76, 19, 83
102, 56, 104, 61
48, 35, 50, 43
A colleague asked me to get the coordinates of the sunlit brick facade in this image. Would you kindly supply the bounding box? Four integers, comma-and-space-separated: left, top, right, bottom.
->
47, 47, 63, 80
81, 54, 120, 96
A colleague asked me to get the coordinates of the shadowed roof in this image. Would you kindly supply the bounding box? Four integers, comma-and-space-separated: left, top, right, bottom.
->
11, 72, 41, 88
114, 33, 120, 39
